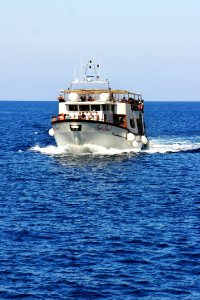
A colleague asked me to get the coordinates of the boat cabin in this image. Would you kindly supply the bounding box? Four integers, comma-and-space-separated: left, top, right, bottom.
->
51, 60, 145, 135
53, 89, 144, 133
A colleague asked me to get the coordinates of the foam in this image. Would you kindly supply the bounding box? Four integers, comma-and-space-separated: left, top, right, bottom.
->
143, 138, 200, 154
30, 145, 67, 155
30, 138, 200, 156
30, 144, 138, 156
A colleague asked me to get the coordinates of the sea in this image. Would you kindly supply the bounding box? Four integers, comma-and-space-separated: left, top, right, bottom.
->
0, 101, 200, 300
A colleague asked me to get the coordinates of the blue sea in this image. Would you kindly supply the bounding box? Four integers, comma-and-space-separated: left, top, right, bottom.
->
0, 101, 200, 300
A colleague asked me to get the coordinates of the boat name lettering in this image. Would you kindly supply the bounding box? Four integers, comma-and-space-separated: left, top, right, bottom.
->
95, 125, 111, 132
54, 125, 61, 130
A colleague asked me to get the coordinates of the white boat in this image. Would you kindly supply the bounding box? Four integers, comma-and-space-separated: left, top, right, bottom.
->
49, 60, 149, 151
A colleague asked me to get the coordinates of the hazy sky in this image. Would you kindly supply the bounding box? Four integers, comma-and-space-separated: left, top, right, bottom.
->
0, 0, 200, 100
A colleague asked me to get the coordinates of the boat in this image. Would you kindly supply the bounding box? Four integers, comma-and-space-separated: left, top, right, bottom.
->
49, 59, 149, 151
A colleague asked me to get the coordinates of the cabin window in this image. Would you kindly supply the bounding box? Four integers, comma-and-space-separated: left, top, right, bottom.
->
130, 119, 135, 128
118, 116, 124, 124
137, 114, 144, 135
102, 104, 111, 111
79, 105, 90, 111
113, 114, 125, 125
91, 104, 100, 111
69, 105, 78, 111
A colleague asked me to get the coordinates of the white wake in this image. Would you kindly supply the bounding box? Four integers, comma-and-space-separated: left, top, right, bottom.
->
30, 138, 200, 156
144, 138, 200, 154
30, 144, 138, 156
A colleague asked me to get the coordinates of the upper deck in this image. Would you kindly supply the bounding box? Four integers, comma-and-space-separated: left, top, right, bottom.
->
57, 59, 143, 104
58, 89, 143, 104
52, 60, 144, 131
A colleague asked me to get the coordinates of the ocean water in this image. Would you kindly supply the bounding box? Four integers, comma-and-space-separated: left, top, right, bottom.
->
0, 101, 200, 300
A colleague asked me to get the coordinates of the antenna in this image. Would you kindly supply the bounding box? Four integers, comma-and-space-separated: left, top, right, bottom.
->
104, 68, 107, 81
80, 55, 83, 81
73, 68, 76, 81
97, 59, 100, 81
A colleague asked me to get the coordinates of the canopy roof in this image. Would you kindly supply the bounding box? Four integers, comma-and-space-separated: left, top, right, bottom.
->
60, 89, 141, 96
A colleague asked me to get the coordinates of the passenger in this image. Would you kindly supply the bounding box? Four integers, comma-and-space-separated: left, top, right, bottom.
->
88, 112, 94, 120
65, 114, 71, 120
58, 113, 65, 120
88, 96, 95, 101
80, 96, 86, 102
57, 95, 64, 102
95, 112, 99, 121
52, 116, 57, 122
128, 97, 133, 104
138, 101, 143, 111
92, 110, 96, 119
81, 112, 86, 119
78, 112, 82, 119
133, 100, 139, 110
85, 111, 89, 120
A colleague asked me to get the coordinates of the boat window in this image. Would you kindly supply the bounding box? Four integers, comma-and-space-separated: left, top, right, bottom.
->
69, 105, 78, 111
130, 119, 135, 128
113, 114, 125, 125
102, 104, 110, 111
91, 104, 100, 111
79, 105, 90, 111
137, 114, 144, 135
118, 116, 124, 124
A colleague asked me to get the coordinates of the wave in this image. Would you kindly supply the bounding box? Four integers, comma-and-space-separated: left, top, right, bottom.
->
30, 144, 138, 156
144, 138, 200, 154
29, 138, 200, 156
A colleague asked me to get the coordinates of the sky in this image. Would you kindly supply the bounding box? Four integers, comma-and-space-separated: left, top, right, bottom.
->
0, 0, 200, 101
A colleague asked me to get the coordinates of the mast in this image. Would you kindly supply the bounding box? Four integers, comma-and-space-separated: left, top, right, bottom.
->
68, 59, 110, 90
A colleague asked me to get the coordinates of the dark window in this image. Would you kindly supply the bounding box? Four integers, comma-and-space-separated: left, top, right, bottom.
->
113, 114, 125, 124
137, 114, 144, 135
118, 116, 124, 124
79, 105, 90, 111
91, 104, 100, 111
69, 105, 78, 111
130, 119, 135, 128
102, 104, 111, 111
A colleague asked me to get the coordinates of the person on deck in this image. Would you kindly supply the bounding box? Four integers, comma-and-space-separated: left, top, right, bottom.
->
95, 112, 99, 121
81, 112, 86, 119
88, 112, 94, 120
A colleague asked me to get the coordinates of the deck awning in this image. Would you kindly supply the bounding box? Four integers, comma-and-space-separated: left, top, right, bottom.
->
60, 89, 141, 96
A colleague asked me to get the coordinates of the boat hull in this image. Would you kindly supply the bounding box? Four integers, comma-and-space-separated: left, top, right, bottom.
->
52, 120, 144, 150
